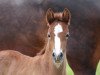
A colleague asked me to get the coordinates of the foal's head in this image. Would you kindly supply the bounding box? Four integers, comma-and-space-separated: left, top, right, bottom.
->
46, 8, 71, 68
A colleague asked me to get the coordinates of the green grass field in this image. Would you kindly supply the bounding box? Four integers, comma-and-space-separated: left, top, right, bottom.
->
66, 62, 100, 75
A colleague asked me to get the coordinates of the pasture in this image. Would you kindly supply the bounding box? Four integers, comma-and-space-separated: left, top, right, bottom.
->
67, 62, 100, 75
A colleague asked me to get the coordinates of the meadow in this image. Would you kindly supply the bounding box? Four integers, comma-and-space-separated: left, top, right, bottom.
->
67, 62, 100, 75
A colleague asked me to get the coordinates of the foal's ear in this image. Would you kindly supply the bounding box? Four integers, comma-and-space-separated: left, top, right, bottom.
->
62, 8, 71, 24
46, 8, 54, 25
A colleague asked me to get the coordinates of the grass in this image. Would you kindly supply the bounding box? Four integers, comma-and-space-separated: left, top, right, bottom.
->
96, 62, 100, 75
66, 64, 74, 75
66, 62, 100, 75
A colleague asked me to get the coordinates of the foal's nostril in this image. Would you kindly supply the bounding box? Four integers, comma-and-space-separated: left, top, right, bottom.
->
59, 52, 63, 58
52, 52, 55, 57
52, 52, 63, 63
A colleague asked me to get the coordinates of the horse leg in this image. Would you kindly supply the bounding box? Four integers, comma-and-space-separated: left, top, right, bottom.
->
67, 54, 99, 75
67, 43, 100, 75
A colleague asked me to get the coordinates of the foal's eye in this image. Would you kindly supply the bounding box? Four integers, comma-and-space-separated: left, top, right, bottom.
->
47, 34, 51, 38
66, 32, 69, 38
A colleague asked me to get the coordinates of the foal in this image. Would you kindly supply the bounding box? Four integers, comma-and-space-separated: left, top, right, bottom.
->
0, 8, 71, 75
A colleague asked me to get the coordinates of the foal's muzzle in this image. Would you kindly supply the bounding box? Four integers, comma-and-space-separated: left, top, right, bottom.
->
52, 52, 63, 63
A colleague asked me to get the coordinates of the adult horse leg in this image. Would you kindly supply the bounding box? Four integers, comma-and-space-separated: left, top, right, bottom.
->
67, 55, 98, 75
91, 33, 100, 74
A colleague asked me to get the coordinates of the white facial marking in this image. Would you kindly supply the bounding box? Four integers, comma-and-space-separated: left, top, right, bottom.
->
54, 24, 63, 55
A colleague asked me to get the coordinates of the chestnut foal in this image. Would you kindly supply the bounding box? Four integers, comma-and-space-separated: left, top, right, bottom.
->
0, 8, 71, 75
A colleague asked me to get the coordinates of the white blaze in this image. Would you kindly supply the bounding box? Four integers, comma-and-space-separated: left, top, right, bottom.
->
54, 24, 63, 55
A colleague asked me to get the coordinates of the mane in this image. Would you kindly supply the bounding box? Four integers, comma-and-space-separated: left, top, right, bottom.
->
54, 13, 63, 21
